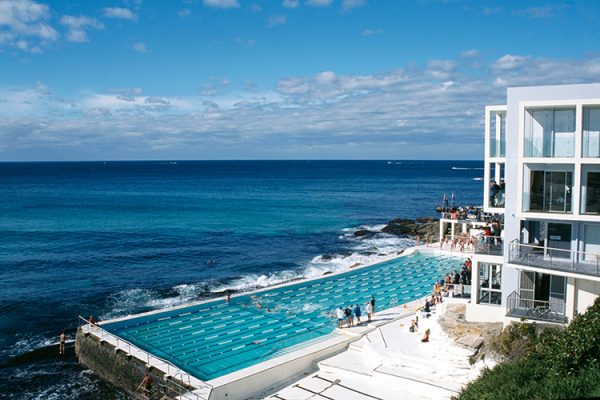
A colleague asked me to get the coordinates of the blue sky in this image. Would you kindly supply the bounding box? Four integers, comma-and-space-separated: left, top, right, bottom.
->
1, 0, 599, 161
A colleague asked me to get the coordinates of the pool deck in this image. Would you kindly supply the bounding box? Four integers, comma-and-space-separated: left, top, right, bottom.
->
263, 297, 489, 400
79, 245, 476, 400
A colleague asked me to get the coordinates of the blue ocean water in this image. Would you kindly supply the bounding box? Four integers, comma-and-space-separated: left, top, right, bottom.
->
0, 160, 483, 399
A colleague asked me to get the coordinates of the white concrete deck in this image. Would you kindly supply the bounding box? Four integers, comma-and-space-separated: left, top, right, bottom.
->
264, 299, 488, 400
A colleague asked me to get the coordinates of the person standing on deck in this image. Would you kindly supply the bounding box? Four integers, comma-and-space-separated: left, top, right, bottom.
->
366, 300, 373, 322
344, 306, 352, 328
353, 304, 362, 324
370, 295, 376, 314
336, 307, 344, 328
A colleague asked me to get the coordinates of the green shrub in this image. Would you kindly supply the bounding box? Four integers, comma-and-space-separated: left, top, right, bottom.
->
457, 296, 600, 400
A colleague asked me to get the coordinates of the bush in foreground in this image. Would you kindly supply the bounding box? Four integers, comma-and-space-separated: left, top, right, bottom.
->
457, 296, 600, 400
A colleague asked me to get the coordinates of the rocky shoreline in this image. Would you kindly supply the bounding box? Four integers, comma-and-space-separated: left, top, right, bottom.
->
354, 216, 441, 242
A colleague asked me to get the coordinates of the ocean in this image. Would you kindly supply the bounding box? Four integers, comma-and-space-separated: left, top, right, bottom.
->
0, 160, 483, 399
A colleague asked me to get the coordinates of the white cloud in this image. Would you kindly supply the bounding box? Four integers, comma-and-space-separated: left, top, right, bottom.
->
268, 14, 287, 26
305, 0, 332, 7
133, 41, 148, 53
341, 0, 365, 11
248, 4, 262, 13
282, 0, 299, 9
2, 54, 600, 160
492, 54, 529, 70
178, 9, 191, 18
60, 15, 104, 43
0, 0, 59, 51
361, 28, 381, 37
460, 49, 479, 59
102, 7, 138, 21
518, 5, 564, 19
203, 0, 240, 9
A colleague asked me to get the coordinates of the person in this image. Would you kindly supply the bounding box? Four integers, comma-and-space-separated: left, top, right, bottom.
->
370, 295, 376, 314
225, 289, 231, 303
344, 306, 352, 328
88, 315, 97, 325
409, 319, 418, 333
366, 301, 373, 322
353, 304, 362, 324
336, 306, 344, 328
421, 328, 431, 343
59, 331, 66, 355
423, 301, 431, 314
139, 373, 153, 397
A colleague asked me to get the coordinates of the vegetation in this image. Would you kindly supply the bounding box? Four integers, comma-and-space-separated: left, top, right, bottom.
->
457, 296, 600, 400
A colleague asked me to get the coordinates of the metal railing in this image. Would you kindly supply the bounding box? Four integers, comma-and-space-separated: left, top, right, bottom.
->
78, 316, 211, 400
505, 291, 567, 323
508, 240, 600, 278
475, 235, 504, 256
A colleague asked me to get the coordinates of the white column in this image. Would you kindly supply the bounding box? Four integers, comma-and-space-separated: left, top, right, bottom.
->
565, 277, 576, 321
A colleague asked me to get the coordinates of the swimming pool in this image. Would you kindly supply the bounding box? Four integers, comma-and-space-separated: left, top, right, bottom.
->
103, 252, 463, 381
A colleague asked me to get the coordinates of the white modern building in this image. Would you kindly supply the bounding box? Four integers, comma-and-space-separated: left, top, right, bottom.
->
466, 83, 600, 325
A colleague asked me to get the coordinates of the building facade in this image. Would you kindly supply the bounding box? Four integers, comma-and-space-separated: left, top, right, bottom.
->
467, 83, 600, 325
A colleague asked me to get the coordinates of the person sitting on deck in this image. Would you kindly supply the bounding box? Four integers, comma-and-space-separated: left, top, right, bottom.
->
421, 328, 431, 342
409, 318, 418, 333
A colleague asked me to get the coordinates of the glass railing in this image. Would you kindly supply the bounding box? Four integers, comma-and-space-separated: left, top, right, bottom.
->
508, 240, 600, 278
475, 236, 503, 256
505, 291, 567, 323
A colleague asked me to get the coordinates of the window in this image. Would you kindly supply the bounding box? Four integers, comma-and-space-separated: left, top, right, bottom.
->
489, 112, 506, 158
478, 263, 502, 305
583, 107, 600, 157
582, 171, 600, 214
524, 108, 575, 157
527, 170, 572, 213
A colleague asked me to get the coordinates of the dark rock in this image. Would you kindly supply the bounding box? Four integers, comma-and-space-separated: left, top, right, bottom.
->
353, 229, 373, 237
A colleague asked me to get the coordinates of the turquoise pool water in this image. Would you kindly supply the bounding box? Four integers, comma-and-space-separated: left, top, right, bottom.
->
103, 252, 464, 381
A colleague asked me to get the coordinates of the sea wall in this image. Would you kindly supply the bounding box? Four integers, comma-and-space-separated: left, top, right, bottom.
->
75, 328, 190, 399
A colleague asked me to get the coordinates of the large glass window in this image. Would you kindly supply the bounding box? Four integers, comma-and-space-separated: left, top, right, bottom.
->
582, 171, 600, 214
583, 107, 600, 157
527, 170, 572, 213
489, 112, 506, 158
478, 263, 502, 305
524, 108, 575, 157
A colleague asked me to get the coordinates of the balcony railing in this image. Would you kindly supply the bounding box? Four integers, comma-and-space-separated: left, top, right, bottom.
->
506, 291, 567, 324
475, 236, 503, 256
508, 240, 600, 278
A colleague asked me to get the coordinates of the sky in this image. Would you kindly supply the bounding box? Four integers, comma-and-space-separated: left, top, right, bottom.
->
0, 0, 599, 161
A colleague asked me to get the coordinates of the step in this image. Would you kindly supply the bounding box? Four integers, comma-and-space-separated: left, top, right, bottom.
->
373, 365, 464, 393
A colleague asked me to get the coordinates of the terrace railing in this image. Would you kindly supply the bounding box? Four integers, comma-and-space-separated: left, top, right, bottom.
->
474, 235, 503, 256
505, 291, 568, 324
78, 316, 212, 400
508, 240, 600, 278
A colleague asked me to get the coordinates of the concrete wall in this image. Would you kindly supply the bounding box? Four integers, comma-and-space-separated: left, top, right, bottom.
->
75, 328, 190, 399
208, 339, 350, 400
576, 278, 600, 315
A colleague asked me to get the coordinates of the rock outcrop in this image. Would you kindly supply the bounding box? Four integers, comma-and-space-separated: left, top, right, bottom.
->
352, 216, 443, 242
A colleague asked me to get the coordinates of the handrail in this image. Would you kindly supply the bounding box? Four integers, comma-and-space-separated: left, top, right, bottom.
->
77, 316, 211, 399
505, 291, 567, 323
511, 241, 600, 257
508, 241, 600, 278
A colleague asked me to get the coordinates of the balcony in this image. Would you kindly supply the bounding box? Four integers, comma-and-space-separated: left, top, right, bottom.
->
475, 236, 503, 256
508, 240, 600, 278
506, 291, 567, 324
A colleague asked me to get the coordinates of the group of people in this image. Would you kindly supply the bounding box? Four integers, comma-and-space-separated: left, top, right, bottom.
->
440, 233, 477, 252
335, 296, 375, 328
